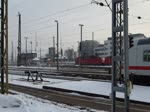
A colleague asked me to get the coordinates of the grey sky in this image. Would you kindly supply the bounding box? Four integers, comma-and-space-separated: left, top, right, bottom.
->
9, 0, 150, 58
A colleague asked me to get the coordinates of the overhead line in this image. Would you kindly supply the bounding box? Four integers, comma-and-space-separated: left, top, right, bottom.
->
9, 3, 91, 29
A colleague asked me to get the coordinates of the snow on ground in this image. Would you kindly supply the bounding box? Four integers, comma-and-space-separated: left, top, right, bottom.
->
49, 80, 150, 103
0, 92, 105, 112
9, 66, 57, 70
8, 74, 150, 103
9, 74, 70, 89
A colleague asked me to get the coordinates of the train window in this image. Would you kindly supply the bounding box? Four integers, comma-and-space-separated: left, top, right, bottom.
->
143, 50, 150, 62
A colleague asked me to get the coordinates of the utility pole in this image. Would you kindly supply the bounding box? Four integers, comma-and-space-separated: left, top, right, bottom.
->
11, 42, 14, 63
24, 37, 28, 66
15, 49, 16, 64
92, 32, 94, 56
17, 12, 21, 66
79, 24, 84, 67
40, 42, 42, 63
92, 0, 130, 111
40, 48, 41, 63
55, 20, 59, 71
30, 41, 32, 53
53, 36, 55, 64
0, 0, 8, 94
35, 32, 38, 53
112, 0, 129, 112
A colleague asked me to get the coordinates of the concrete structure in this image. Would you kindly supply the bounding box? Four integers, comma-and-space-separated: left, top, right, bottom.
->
80, 40, 99, 57
20, 53, 37, 66
94, 44, 105, 58
94, 37, 112, 58
94, 33, 146, 58
48, 47, 55, 60
104, 37, 112, 57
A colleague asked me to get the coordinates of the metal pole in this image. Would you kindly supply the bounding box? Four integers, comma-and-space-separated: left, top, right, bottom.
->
30, 41, 32, 53
24, 37, 28, 66
53, 36, 55, 64
0, 0, 8, 94
1, 0, 5, 94
40, 48, 41, 63
124, 0, 129, 111
5, 0, 8, 94
55, 20, 59, 71
92, 32, 94, 56
35, 32, 38, 53
11, 42, 14, 63
79, 24, 84, 67
111, 0, 129, 112
17, 12, 21, 66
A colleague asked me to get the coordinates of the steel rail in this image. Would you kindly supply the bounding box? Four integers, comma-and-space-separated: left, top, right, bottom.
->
9, 84, 150, 112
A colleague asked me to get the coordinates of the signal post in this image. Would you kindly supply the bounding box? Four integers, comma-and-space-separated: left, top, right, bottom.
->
111, 0, 130, 112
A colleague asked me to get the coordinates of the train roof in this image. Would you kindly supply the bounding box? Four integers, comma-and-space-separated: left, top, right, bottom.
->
137, 38, 150, 45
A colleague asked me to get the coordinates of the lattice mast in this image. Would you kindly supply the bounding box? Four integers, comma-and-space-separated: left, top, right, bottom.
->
111, 0, 129, 112
0, 0, 8, 94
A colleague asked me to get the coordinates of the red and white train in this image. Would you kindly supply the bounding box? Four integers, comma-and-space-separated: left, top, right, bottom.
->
128, 38, 150, 84
75, 38, 150, 84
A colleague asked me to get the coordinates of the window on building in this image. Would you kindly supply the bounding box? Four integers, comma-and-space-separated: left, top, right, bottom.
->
143, 50, 150, 62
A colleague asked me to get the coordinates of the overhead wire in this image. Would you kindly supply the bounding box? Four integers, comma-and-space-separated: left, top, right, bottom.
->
9, 3, 91, 29
9, 0, 150, 39
9, 0, 27, 9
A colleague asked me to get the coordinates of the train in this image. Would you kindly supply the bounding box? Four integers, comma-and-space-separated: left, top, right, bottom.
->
75, 38, 150, 85
75, 56, 111, 65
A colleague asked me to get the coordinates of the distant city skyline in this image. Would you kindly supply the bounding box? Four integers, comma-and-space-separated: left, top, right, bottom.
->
9, 0, 150, 59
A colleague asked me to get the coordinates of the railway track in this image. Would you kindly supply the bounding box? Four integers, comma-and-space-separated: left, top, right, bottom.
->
9, 84, 150, 112
8, 66, 111, 74
9, 70, 111, 82
8, 66, 111, 81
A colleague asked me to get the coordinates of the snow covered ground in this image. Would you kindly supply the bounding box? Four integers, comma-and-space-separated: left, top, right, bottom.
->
8, 74, 150, 103
0, 92, 105, 112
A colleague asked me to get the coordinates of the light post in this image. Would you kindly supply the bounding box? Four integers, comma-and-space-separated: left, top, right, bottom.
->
92, 32, 94, 56
30, 41, 32, 53
53, 36, 55, 64
55, 20, 59, 71
24, 37, 28, 66
79, 24, 84, 67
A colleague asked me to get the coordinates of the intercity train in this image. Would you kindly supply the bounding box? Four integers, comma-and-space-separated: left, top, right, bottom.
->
75, 38, 150, 84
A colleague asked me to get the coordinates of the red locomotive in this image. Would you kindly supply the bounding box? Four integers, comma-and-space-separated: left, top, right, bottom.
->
75, 56, 112, 65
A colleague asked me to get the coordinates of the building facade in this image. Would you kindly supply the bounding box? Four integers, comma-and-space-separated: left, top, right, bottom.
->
94, 33, 145, 58
20, 53, 37, 66
80, 40, 99, 57
94, 44, 105, 58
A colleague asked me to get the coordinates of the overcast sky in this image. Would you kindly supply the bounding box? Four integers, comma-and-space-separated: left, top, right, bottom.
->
9, 0, 150, 58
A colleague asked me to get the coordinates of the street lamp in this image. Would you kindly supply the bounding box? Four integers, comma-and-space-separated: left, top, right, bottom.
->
24, 37, 28, 66
30, 41, 32, 53
79, 24, 84, 67
79, 24, 84, 55
52, 36, 55, 64
55, 20, 59, 71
